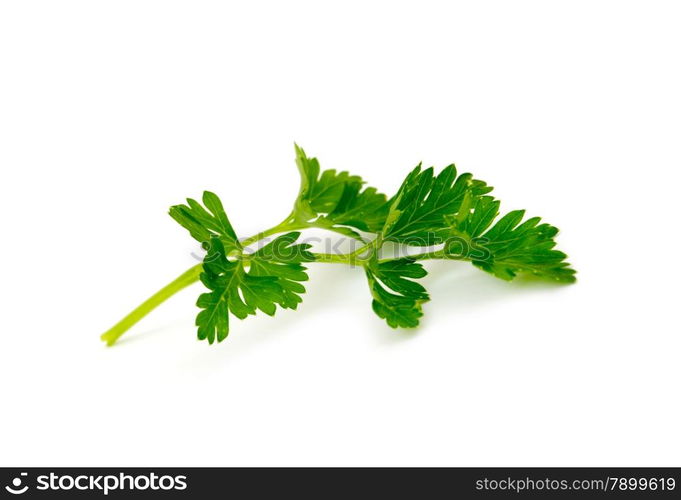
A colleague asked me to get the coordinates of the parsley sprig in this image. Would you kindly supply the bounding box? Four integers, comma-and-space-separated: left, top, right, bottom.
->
101, 145, 575, 345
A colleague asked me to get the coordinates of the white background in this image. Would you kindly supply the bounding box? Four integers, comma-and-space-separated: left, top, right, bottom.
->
1, 1, 679, 466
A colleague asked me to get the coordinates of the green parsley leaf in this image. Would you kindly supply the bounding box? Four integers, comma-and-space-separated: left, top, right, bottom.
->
293, 144, 388, 236
321, 181, 388, 232
365, 258, 429, 328
381, 164, 492, 245
442, 195, 575, 282
450, 195, 500, 238
247, 232, 314, 310
197, 237, 280, 343
471, 210, 576, 283
169, 191, 241, 252
197, 232, 313, 344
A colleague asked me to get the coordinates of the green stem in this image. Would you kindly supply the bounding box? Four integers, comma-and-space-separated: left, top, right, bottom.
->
312, 237, 382, 265
240, 215, 301, 247
316, 226, 367, 242
312, 253, 357, 265
100, 264, 203, 346
240, 214, 368, 248
390, 249, 468, 262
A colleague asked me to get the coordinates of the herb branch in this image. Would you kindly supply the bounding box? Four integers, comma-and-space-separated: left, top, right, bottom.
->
101, 144, 576, 346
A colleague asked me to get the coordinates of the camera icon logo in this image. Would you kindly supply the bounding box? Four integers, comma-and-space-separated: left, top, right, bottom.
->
5, 473, 29, 495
